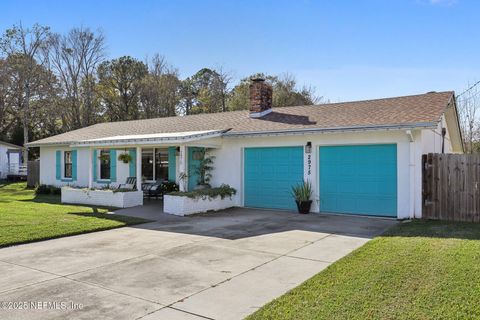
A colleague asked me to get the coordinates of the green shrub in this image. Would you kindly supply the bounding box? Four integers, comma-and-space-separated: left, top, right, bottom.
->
35, 184, 51, 195
169, 184, 236, 200
35, 184, 61, 195
162, 181, 179, 193
50, 186, 61, 195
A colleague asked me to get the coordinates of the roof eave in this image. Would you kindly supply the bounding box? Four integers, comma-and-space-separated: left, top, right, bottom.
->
25, 141, 74, 148
0, 141, 24, 149
223, 122, 438, 137
29, 123, 438, 146
70, 130, 226, 148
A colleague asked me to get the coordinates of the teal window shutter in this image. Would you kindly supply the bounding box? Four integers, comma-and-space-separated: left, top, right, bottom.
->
55, 150, 61, 180
71, 150, 77, 181
168, 147, 176, 182
110, 149, 117, 182
93, 149, 98, 182
129, 149, 136, 177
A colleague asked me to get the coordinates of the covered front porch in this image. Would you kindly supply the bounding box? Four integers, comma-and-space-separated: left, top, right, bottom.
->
75, 130, 225, 193
60, 129, 238, 213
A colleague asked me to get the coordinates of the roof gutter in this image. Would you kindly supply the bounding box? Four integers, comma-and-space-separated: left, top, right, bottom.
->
27, 123, 438, 147
25, 141, 76, 148
223, 122, 437, 138
70, 130, 226, 148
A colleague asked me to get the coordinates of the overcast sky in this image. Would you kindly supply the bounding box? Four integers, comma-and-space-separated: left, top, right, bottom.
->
1, 0, 479, 102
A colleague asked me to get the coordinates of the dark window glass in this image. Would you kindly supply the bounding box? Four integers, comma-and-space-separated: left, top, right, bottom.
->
142, 149, 154, 181
100, 150, 110, 180
155, 149, 169, 181
64, 151, 72, 178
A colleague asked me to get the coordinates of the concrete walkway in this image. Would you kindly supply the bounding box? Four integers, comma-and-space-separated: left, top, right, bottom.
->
0, 207, 397, 320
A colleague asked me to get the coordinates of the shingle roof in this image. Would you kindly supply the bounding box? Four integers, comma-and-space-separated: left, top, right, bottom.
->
0, 140, 23, 149
28, 91, 454, 146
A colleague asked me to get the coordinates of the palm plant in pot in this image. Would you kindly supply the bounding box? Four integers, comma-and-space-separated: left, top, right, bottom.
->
291, 180, 313, 214
194, 148, 215, 190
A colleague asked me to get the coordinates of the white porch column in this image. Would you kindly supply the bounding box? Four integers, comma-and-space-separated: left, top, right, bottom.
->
178, 145, 187, 191
136, 146, 142, 191
88, 148, 93, 189
409, 137, 415, 219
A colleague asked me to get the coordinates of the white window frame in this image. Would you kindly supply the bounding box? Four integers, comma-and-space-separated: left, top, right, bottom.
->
142, 147, 169, 182
98, 149, 111, 181
63, 150, 73, 179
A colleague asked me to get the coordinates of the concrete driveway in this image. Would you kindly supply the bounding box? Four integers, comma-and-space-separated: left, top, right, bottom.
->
0, 206, 396, 320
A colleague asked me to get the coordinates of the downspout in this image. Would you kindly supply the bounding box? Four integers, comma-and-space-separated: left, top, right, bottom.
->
6, 150, 10, 174
406, 130, 415, 220
441, 127, 446, 154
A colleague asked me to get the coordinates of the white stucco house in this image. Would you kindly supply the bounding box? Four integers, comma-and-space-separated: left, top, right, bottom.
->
0, 141, 23, 180
27, 79, 463, 218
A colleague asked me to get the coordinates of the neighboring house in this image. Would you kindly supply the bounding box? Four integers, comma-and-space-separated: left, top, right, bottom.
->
0, 141, 23, 180
27, 79, 463, 219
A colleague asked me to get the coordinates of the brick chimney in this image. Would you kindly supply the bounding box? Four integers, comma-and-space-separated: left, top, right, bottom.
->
249, 78, 272, 118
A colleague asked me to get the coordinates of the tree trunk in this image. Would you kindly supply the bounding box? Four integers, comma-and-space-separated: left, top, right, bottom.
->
23, 83, 30, 164
22, 112, 29, 163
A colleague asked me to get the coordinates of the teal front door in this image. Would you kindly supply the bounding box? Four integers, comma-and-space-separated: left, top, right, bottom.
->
187, 147, 203, 191
319, 144, 397, 217
244, 146, 303, 210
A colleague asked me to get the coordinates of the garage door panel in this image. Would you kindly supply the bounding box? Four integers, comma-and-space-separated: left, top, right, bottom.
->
319, 144, 397, 217
244, 146, 303, 210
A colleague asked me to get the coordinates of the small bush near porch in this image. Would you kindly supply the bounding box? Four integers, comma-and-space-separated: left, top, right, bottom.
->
248, 220, 480, 320
0, 182, 148, 248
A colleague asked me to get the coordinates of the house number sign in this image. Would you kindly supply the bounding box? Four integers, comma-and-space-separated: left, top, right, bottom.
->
306, 154, 312, 176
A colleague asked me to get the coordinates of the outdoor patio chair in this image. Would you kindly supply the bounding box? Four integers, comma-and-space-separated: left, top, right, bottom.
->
145, 180, 169, 200
118, 177, 137, 190
141, 182, 154, 197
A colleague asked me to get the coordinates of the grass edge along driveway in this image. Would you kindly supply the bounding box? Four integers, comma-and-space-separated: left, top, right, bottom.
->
0, 182, 148, 248
247, 220, 480, 320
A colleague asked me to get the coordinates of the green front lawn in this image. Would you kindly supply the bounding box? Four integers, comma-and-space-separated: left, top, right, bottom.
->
0, 182, 148, 247
248, 220, 480, 320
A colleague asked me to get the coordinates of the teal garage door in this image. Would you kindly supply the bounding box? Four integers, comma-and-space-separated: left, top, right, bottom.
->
244, 147, 303, 210
319, 144, 397, 217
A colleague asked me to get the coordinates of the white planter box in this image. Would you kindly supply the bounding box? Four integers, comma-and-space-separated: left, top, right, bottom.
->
61, 187, 143, 208
164, 194, 236, 216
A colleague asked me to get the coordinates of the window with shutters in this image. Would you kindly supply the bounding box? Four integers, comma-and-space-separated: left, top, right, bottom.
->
99, 150, 111, 180
64, 151, 72, 178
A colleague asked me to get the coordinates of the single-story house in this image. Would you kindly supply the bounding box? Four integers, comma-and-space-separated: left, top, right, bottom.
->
27, 79, 463, 219
0, 141, 23, 180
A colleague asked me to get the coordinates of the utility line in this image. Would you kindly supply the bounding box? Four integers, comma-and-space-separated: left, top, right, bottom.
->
457, 90, 480, 102
457, 79, 480, 98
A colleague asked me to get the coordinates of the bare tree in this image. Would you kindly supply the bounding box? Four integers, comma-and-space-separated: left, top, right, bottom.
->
0, 23, 51, 162
140, 54, 181, 118
458, 81, 480, 153
0, 59, 14, 138
43, 27, 105, 130
214, 66, 233, 112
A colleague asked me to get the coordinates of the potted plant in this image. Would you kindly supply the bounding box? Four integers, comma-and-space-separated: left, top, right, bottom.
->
118, 153, 132, 164
291, 180, 313, 214
98, 153, 110, 162
194, 148, 215, 190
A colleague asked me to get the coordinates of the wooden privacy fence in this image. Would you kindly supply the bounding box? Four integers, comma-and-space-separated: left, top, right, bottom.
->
423, 153, 480, 222
27, 161, 39, 188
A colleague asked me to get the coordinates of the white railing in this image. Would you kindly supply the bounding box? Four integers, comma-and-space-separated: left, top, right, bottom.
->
8, 164, 27, 175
